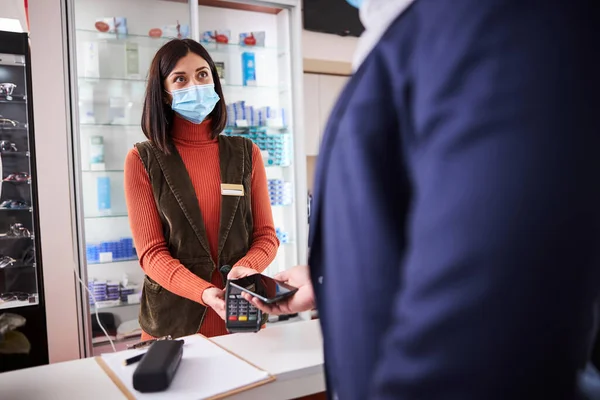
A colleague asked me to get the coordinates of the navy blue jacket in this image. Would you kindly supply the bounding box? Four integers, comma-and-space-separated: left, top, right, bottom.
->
308, 1, 600, 399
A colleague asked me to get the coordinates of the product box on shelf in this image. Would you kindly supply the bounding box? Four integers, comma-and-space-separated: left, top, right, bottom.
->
268, 179, 293, 206
161, 22, 190, 39
275, 227, 290, 244
215, 61, 226, 83
201, 30, 231, 44
88, 278, 141, 308
241, 52, 257, 86
239, 31, 266, 47
227, 102, 287, 129
89, 136, 105, 171
86, 237, 136, 264
96, 176, 111, 213
94, 17, 128, 37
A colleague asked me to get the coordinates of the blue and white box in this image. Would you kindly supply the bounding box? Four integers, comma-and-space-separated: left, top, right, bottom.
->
97, 176, 111, 212
241, 52, 256, 86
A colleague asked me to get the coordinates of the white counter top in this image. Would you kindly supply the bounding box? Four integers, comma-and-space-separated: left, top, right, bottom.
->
0, 319, 325, 400
215, 319, 325, 399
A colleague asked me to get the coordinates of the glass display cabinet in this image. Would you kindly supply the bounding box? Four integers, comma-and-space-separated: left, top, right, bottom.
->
66, 0, 306, 355
0, 30, 48, 372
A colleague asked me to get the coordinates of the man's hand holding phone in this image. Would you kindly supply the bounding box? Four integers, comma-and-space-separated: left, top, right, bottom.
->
228, 265, 316, 315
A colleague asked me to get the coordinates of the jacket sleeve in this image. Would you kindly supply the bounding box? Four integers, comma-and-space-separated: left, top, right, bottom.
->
370, 2, 600, 399
124, 148, 215, 306
234, 143, 280, 271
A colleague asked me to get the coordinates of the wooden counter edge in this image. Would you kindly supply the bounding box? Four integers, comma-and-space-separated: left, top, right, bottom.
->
94, 335, 276, 400
95, 357, 136, 400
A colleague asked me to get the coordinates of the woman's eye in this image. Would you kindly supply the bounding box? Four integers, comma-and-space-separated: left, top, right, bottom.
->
174, 76, 185, 83
199, 71, 209, 79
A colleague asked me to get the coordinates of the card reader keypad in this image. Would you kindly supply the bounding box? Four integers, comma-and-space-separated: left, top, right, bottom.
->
228, 294, 259, 322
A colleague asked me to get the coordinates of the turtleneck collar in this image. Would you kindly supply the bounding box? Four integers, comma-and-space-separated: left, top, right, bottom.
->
171, 115, 216, 146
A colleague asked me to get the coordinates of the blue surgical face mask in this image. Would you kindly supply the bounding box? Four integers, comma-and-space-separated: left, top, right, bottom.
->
346, 0, 363, 8
169, 84, 220, 124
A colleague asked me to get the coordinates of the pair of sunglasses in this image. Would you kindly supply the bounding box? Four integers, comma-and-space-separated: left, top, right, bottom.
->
0, 292, 30, 302
0, 200, 29, 209
4, 172, 30, 182
7, 223, 31, 238
0, 141, 17, 151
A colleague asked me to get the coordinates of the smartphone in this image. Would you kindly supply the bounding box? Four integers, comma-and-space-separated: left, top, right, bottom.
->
229, 274, 298, 304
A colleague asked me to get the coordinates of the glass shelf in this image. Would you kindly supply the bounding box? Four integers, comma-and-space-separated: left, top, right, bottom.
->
0, 235, 34, 241
88, 256, 138, 265
81, 169, 126, 173
224, 126, 290, 135
85, 212, 128, 219
0, 127, 29, 133
0, 99, 26, 105
81, 123, 140, 127
0, 297, 38, 310
81, 163, 286, 174
3, 263, 35, 270
76, 29, 287, 56
0, 151, 30, 157
0, 207, 32, 211
90, 301, 139, 313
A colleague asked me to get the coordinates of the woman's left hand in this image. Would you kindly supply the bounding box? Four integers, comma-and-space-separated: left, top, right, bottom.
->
227, 266, 258, 280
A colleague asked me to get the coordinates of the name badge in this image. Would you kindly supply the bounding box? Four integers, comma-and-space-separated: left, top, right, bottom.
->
221, 183, 245, 197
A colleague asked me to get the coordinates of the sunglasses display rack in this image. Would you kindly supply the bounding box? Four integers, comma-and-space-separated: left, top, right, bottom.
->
0, 30, 48, 371
0, 46, 40, 311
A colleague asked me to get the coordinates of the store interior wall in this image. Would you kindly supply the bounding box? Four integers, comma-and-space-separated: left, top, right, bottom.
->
302, 31, 356, 193
302, 30, 357, 63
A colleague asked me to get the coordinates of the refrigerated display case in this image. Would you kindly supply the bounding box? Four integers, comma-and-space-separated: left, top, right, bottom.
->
65, 0, 306, 355
0, 30, 49, 372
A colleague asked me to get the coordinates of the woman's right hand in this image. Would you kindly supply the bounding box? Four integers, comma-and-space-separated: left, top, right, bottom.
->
201, 287, 226, 320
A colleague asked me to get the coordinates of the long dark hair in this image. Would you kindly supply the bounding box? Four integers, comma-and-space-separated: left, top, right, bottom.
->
141, 39, 227, 154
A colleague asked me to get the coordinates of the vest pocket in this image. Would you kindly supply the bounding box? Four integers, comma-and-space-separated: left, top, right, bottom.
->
143, 276, 162, 293
139, 260, 211, 338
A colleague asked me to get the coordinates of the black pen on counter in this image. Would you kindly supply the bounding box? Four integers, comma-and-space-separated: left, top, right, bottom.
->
123, 353, 145, 366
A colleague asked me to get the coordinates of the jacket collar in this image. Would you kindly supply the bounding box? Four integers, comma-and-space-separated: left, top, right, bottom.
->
353, 0, 416, 72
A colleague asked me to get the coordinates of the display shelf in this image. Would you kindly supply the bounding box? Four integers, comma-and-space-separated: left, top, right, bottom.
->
2, 263, 36, 270
0, 235, 34, 241
92, 334, 141, 351
76, 28, 287, 56
0, 207, 32, 212
85, 212, 128, 219
87, 256, 138, 266
81, 122, 139, 127
223, 126, 290, 134
2, 180, 31, 184
82, 163, 286, 174
81, 169, 126, 173
90, 302, 139, 313
0, 298, 38, 310
0, 128, 29, 133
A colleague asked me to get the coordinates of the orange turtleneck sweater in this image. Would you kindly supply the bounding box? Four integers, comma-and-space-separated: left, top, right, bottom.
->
124, 117, 279, 339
